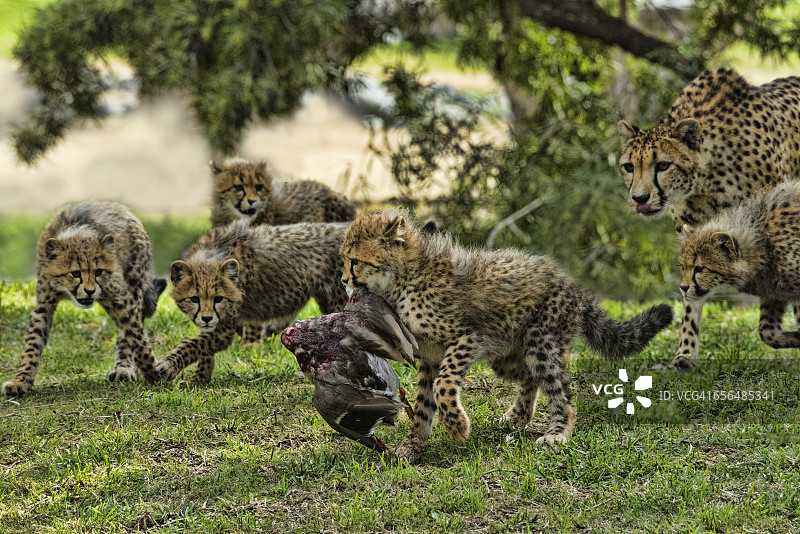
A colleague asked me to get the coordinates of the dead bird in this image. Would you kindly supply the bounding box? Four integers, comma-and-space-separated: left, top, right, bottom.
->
281, 287, 417, 451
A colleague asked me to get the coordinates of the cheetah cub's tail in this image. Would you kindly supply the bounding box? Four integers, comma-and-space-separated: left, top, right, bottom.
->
143, 278, 168, 319
581, 301, 674, 360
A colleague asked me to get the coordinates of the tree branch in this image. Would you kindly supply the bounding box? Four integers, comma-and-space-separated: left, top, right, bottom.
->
518, 0, 703, 79
486, 196, 548, 250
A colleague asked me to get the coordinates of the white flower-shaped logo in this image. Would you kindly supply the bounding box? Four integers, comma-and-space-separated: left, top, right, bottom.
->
608, 369, 652, 414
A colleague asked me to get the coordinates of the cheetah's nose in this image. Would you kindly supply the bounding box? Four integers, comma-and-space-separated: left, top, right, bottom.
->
201, 315, 213, 323
248, 199, 257, 206
632, 194, 650, 204
84, 288, 95, 296
679, 285, 689, 294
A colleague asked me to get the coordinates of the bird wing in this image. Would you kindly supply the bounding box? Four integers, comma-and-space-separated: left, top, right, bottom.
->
312, 384, 404, 451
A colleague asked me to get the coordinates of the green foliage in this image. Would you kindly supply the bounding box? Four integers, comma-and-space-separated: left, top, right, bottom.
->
372, 58, 680, 300
361, 5, 690, 300
11, 0, 431, 162
690, 0, 800, 60
1, 281, 798, 532
364, 1, 800, 300
0, 0, 57, 57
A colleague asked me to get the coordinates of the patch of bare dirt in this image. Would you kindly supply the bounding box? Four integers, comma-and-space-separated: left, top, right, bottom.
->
0, 60, 480, 214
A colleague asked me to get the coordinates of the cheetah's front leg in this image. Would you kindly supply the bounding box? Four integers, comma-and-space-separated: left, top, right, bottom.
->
156, 325, 235, 382
396, 362, 437, 463
433, 335, 485, 442
195, 324, 235, 383
2, 294, 57, 396
759, 299, 800, 348
670, 298, 702, 369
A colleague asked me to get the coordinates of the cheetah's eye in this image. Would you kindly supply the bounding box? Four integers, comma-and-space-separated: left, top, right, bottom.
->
621, 163, 634, 173
190, 296, 200, 304
234, 185, 245, 192
655, 161, 672, 173
95, 269, 104, 277
255, 185, 265, 192
213, 296, 223, 304
694, 266, 705, 274
71, 270, 81, 278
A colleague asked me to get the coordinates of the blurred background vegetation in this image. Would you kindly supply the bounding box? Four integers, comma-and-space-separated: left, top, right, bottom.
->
2, 0, 800, 300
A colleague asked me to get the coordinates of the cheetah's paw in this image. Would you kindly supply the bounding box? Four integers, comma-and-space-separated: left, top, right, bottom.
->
108, 366, 136, 382
500, 409, 528, 427
536, 432, 570, 446
154, 359, 178, 380
652, 353, 695, 371
2, 379, 32, 396
442, 410, 471, 442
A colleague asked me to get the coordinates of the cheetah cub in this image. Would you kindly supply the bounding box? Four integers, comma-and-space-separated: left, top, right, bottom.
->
340, 211, 674, 462
210, 158, 356, 344
156, 220, 349, 382
210, 158, 356, 227
680, 181, 800, 349
2, 201, 167, 396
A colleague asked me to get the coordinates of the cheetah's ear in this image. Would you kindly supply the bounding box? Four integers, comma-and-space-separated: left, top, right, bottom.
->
383, 215, 406, 245
170, 260, 192, 285
673, 119, 701, 151
100, 234, 115, 253
221, 259, 239, 283
209, 160, 222, 174
617, 120, 640, 143
681, 224, 695, 235
44, 238, 62, 260
712, 232, 738, 257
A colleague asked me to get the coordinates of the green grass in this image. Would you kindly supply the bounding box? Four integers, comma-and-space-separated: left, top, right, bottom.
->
0, 280, 798, 532
0, 212, 210, 280
0, 0, 57, 57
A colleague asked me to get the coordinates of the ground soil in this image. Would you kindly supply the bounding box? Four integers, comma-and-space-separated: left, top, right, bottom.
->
0, 60, 499, 214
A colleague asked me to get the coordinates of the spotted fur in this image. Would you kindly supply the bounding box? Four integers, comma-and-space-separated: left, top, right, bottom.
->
209, 158, 356, 227
209, 158, 356, 344
156, 220, 349, 382
618, 68, 800, 367
680, 182, 800, 349
2, 201, 167, 396
340, 211, 673, 462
